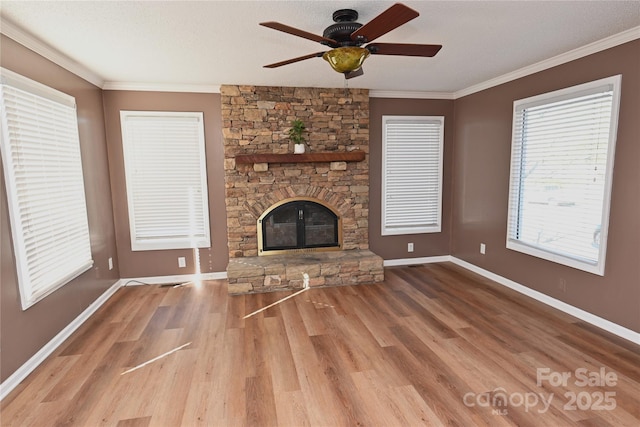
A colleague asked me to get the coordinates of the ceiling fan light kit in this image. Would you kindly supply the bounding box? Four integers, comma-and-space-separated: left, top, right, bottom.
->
260, 3, 442, 79
322, 47, 370, 74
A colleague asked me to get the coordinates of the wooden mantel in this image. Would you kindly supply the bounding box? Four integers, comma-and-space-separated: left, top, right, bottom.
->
235, 150, 365, 165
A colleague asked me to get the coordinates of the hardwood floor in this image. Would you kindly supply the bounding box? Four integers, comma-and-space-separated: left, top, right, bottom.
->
2, 262, 639, 426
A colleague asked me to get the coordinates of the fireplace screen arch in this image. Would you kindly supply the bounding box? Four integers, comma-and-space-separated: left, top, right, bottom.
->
258, 197, 342, 255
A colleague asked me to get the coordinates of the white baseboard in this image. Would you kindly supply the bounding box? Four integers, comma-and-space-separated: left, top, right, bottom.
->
0, 280, 122, 401
383, 255, 452, 267
382, 255, 639, 344
3, 259, 637, 401
121, 271, 227, 286
0, 270, 228, 401
448, 257, 640, 345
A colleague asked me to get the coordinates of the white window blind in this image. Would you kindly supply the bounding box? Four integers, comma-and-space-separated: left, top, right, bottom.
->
506, 75, 621, 275
120, 111, 210, 251
382, 116, 444, 235
0, 68, 93, 309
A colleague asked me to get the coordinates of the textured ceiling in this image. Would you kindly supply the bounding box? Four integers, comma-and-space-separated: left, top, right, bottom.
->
1, 1, 639, 93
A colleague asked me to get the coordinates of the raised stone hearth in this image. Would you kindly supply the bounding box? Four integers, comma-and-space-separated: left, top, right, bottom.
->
227, 250, 384, 294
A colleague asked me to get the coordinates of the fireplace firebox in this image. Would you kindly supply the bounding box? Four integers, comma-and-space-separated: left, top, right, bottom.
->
258, 198, 342, 255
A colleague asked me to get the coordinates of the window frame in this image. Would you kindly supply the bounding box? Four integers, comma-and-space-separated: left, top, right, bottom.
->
381, 115, 444, 236
0, 67, 93, 309
120, 110, 211, 251
506, 75, 622, 276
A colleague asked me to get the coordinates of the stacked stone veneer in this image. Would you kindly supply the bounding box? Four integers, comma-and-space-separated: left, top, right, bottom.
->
221, 85, 383, 293
227, 250, 384, 294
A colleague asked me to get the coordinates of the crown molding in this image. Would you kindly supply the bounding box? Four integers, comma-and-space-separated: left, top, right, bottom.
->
102, 81, 221, 93
2, 13, 637, 98
371, 26, 639, 100
454, 25, 640, 99
370, 90, 454, 100
0, 17, 104, 88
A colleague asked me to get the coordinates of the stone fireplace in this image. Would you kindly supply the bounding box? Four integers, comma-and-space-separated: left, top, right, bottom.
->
221, 85, 383, 293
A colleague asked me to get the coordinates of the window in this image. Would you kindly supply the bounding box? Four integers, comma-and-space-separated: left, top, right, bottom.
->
0, 68, 93, 309
120, 111, 210, 251
382, 116, 444, 235
506, 75, 621, 275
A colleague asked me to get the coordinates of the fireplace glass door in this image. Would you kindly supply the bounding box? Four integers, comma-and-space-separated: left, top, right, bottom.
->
260, 200, 340, 254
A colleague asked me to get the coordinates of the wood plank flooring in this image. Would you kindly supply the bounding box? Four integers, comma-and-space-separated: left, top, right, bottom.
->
2, 262, 639, 426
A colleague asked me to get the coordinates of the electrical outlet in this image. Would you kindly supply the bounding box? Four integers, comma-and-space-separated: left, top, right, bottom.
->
407, 243, 414, 253
178, 257, 186, 268
108, 257, 113, 270
480, 243, 486, 255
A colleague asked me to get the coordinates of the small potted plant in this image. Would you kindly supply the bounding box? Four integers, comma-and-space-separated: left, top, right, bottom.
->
289, 119, 307, 154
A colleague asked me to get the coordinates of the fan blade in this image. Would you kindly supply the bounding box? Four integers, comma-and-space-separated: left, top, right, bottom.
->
350, 3, 419, 43
264, 52, 325, 68
260, 22, 337, 45
344, 68, 364, 79
367, 43, 442, 57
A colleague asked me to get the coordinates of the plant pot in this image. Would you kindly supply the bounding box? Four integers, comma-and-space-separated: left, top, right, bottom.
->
294, 143, 305, 154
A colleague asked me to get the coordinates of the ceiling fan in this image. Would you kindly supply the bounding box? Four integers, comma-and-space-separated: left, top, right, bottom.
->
260, 3, 442, 79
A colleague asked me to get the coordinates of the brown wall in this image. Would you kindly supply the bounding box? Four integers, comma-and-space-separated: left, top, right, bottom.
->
0, 35, 119, 381
369, 98, 454, 260
451, 40, 640, 332
102, 91, 228, 277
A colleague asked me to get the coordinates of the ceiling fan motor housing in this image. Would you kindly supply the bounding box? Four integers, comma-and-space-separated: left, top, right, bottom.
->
322, 9, 363, 46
